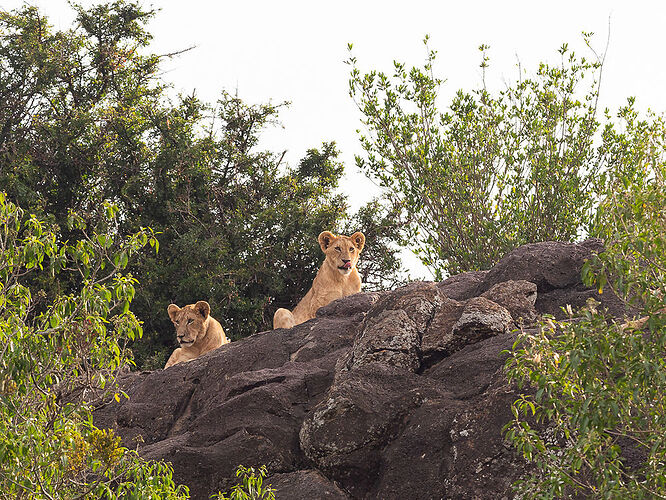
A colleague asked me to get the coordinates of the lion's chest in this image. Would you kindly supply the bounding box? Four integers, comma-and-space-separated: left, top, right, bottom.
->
311, 279, 359, 312
317, 287, 346, 305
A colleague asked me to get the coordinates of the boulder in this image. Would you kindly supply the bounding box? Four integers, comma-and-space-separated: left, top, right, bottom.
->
481, 279, 538, 324
346, 308, 421, 372
373, 399, 460, 499
342, 282, 441, 373
438, 270, 488, 300
269, 470, 350, 499
420, 295, 466, 366
93, 239, 625, 499
316, 292, 383, 318
536, 283, 630, 319
478, 240, 595, 293
451, 297, 513, 345
478, 239, 628, 319
299, 364, 446, 497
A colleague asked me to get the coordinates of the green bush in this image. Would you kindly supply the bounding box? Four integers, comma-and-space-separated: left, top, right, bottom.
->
348, 36, 612, 278
0, 193, 188, 498
504, 128, 666, 498
213, 466, 276, 500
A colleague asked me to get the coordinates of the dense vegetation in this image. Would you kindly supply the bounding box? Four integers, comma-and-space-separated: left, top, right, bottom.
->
506, 158, 666, 497
500, 107, 666, 496
0, 194, 188, 497
348, 35, 656, 279
0, 2, 405, 368
1, 0, 665, 498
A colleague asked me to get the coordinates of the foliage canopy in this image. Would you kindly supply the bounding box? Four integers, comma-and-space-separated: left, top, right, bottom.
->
348, 36, 613, 278
0, 1, 405, 368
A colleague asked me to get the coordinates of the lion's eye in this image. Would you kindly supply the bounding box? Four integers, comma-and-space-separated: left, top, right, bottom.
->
175, 321, 179, 325
187, 318, 194, 325
349, 247, 354, 252
335, 247, 341, 252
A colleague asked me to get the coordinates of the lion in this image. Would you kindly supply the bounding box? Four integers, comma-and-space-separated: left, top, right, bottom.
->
273, 231, 365, 330
164, 301, 229, 369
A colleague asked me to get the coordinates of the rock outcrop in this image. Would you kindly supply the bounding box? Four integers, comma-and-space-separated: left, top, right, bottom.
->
94, 240, 626, 499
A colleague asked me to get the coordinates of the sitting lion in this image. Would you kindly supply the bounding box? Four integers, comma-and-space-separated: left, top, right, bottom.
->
273, 231, 365, 329
164, 301, 229, 369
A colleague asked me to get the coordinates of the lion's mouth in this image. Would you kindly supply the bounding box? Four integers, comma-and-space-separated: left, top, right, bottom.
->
338, 262, 352, 270
179, 340, 194, 345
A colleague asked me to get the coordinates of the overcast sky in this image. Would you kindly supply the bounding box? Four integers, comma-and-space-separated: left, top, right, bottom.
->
5, 1, 666, 278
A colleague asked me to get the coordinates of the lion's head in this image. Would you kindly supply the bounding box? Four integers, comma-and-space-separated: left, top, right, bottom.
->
318, 231, 365, 276
167, 301, 211, 348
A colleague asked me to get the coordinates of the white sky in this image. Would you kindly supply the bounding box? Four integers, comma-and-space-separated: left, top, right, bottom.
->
5, 1, 666, 279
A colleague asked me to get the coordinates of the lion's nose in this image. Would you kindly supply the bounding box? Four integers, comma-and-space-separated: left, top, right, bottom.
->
177, 334, 184, 340
342, 259, 351, 263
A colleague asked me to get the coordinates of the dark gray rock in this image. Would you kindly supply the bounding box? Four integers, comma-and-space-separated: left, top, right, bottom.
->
536, 283, 631, 319
481, 280, 538, 324
268, 470, 350, 499
299, 364, 450, 498
438, 270, 489, 300
446, 372, 526, 499
421, 294, 466, 366
347, 309, 421, 372
478, 240, 594, 294
341, 282, 441, 373
374, 399, 461, 499
94, 239, 628, 499
363, 281, 440, 332
316, 292, 383, 318
424, 331, 518, 400
451, 297, 513, 346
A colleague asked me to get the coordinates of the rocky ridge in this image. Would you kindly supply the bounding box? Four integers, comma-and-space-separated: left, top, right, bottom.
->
94, 240, 627, 499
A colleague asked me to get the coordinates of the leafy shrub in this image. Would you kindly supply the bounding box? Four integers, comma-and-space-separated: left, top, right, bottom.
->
504, 123, 666, 498
213, 466, 276, 500
0, 193, 188, 498
348, 36, 610, 277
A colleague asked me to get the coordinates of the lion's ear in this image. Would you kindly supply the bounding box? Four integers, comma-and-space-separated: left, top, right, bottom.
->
318, 231, 336, 252
167, 304, 180, 322
194, 301, 210, 319
350, 232, 365, 252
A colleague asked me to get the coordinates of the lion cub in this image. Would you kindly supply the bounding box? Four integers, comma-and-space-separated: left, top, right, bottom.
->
273, 231, 365, 329
164, 301, 229, 369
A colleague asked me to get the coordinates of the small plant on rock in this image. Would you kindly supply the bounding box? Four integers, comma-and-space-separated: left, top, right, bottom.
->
212, 465, 276, 500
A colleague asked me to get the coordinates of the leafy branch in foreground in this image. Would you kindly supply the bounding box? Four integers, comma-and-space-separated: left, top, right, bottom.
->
0, 192, 187, 498
504, 135, 666, 498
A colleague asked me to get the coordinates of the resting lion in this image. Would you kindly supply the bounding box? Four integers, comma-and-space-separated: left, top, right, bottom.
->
164, 301, 229, 369
273, 231, 365, 329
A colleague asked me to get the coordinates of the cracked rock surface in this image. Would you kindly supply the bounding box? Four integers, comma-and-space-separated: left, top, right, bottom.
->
94, 240, 625, 499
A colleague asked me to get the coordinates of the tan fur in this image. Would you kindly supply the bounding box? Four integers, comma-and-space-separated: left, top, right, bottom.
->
620, 306, 666, 331
273, 231, 365, 329
164, 301, 229, 369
